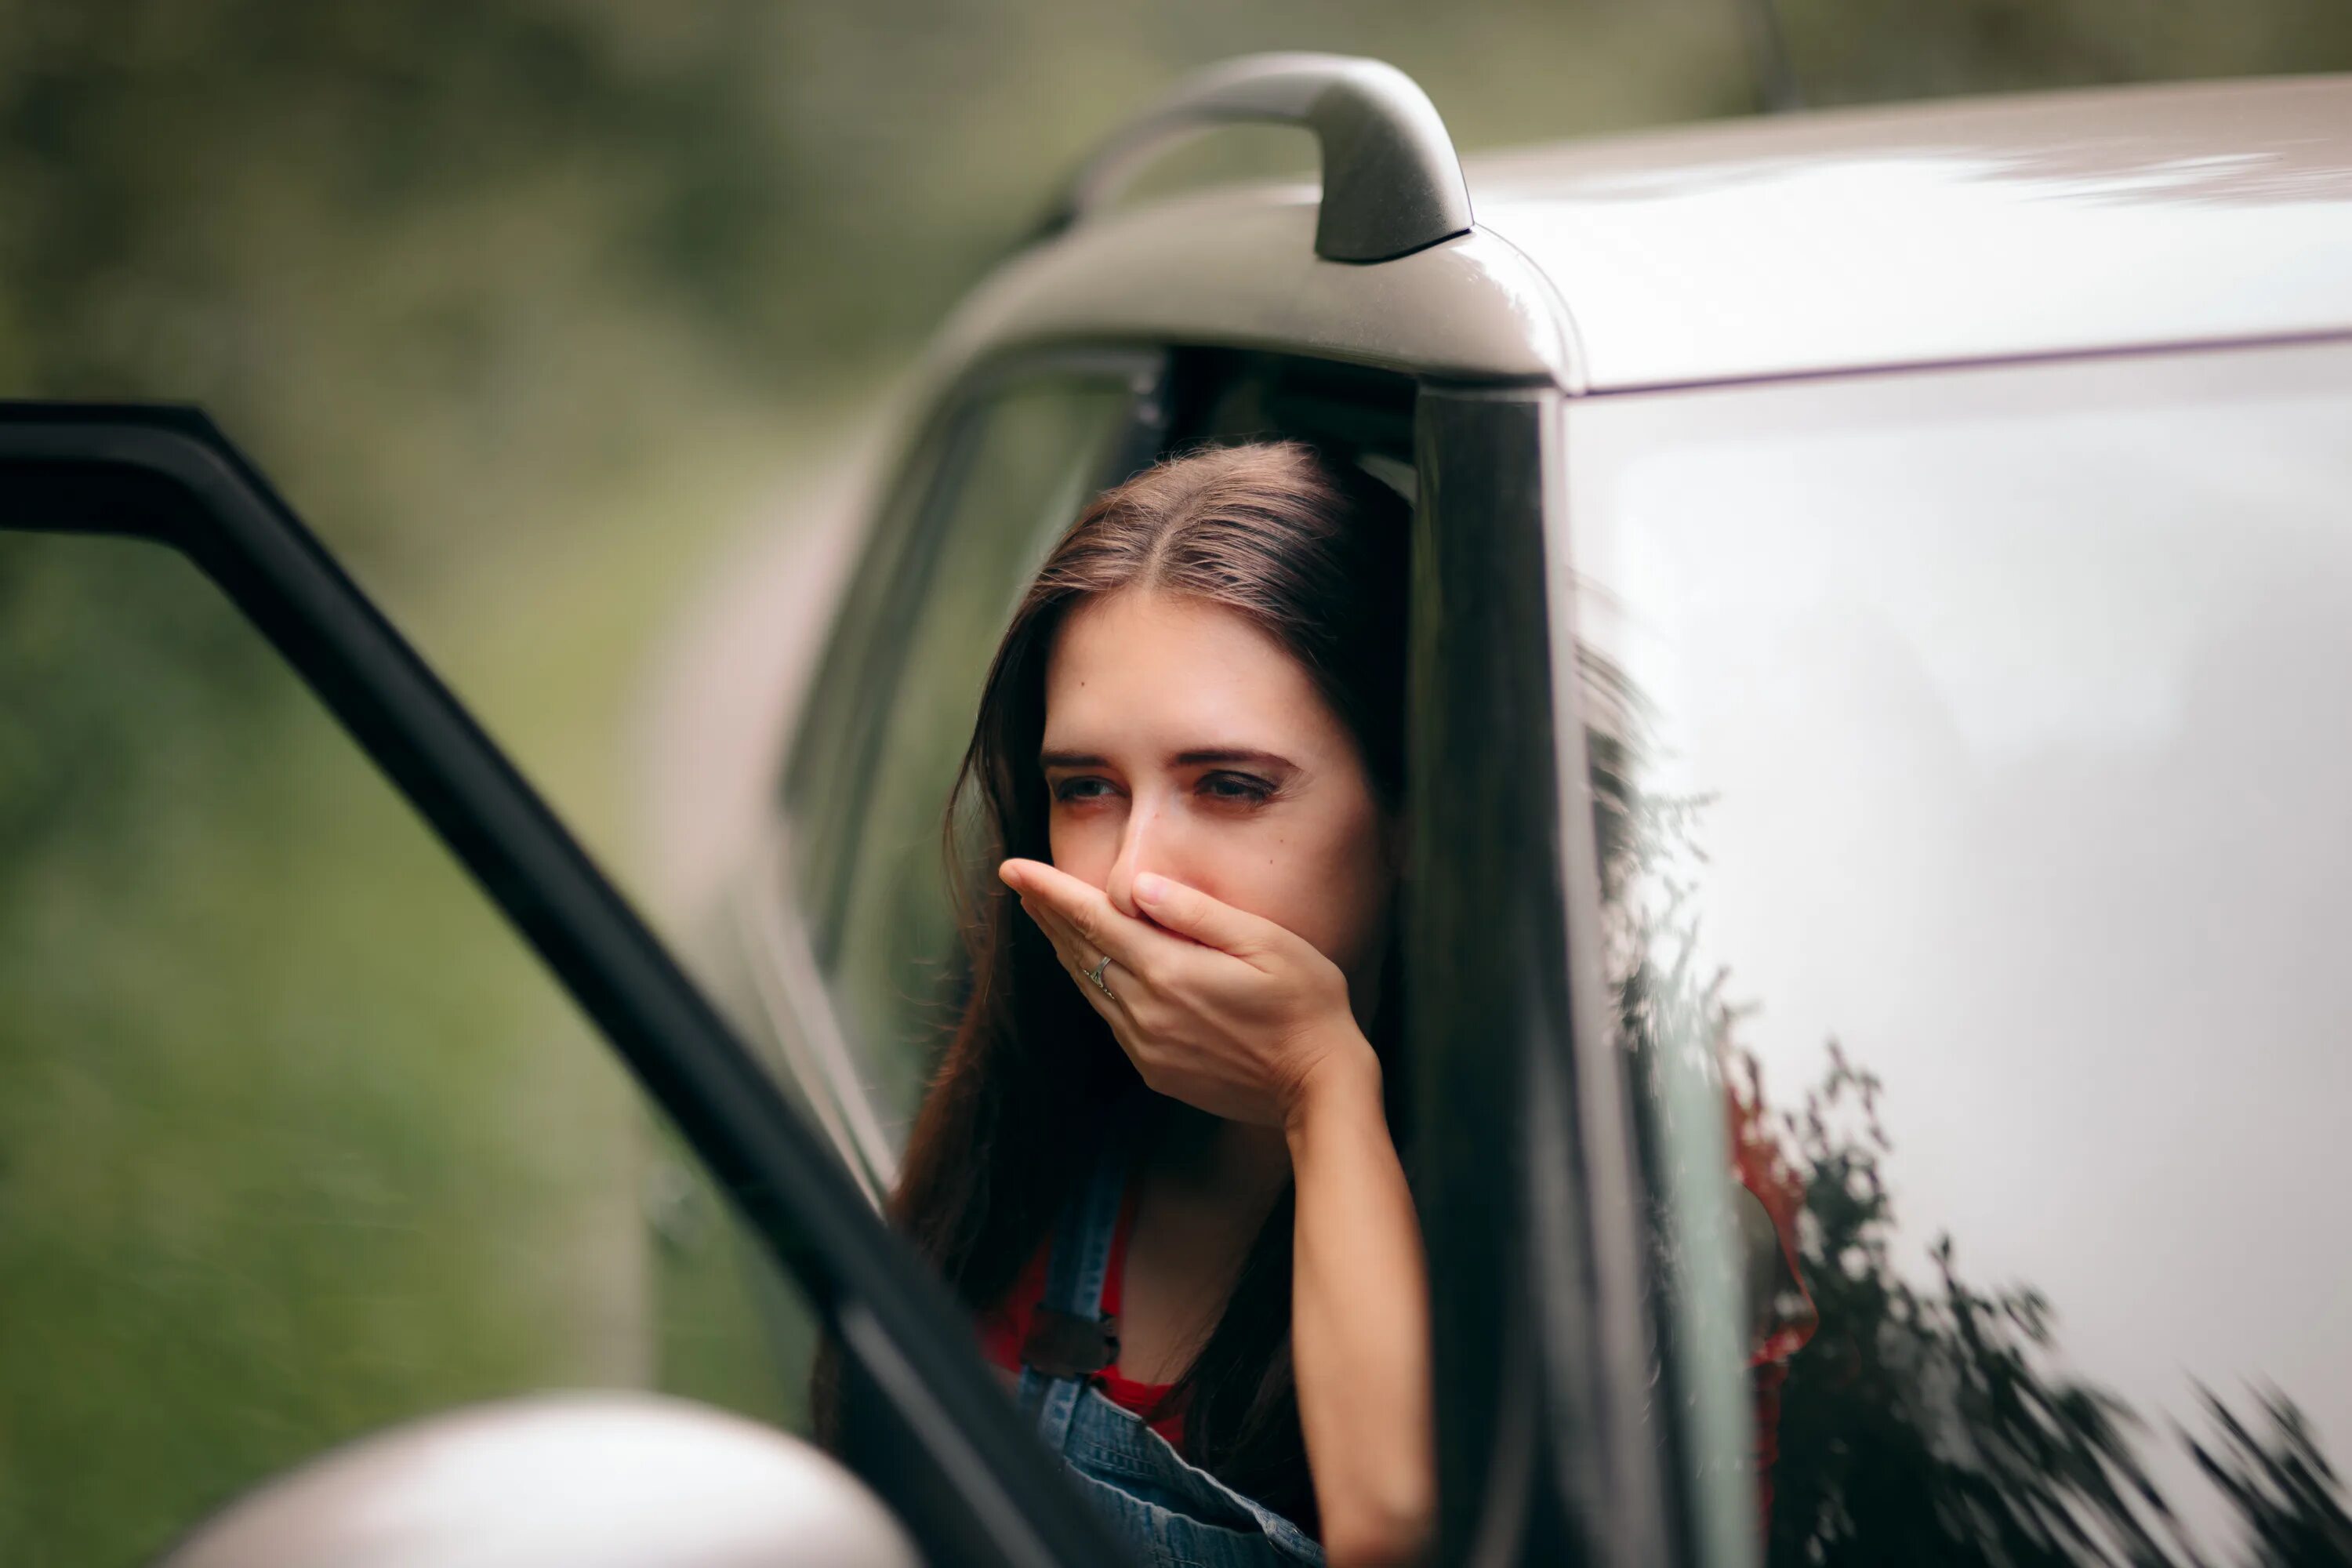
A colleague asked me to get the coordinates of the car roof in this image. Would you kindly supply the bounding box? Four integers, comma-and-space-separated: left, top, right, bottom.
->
1472, 74, 2352, 390
933, 74, 2352, 396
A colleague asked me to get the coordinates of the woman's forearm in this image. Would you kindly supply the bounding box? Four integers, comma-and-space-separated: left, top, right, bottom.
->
1284, 1036, 1436, 1567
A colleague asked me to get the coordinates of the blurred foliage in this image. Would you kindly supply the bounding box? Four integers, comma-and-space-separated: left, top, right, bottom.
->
1753, 1042, 2352, 1566
6, 0, 2346, 575
3, 1, 2350, 1563
0, 536, 655, 1562
1595, 658, 2352, 1566
1759, 1046, 2184, 1566
2187, 1386, 2352, 1565
1770, 0, 2352, 106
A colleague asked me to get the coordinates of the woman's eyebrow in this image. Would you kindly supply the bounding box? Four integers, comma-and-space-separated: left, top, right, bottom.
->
1036, 746, 1299, 771
1172, 747, 1297, 771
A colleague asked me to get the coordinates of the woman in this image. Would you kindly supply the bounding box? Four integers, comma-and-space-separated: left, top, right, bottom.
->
835, 440, 1434, 1568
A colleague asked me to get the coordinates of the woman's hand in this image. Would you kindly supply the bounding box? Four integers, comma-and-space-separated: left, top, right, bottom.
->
1004, 855, 1436, 1564
999, 858, 1377, 1127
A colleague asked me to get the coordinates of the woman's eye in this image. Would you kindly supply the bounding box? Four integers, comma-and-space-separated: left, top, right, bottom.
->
1051, 777, 1112, 804
1200, 772, 1276, 804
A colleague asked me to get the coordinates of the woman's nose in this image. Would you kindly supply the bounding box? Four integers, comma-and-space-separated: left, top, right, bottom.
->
1103, 799, 1168, 920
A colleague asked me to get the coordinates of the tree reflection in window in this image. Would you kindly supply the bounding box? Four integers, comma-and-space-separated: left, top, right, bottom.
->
1588, 649, 2352, 1567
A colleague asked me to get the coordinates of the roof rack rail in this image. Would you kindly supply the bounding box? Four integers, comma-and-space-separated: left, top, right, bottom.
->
1037, 53, 1474, 265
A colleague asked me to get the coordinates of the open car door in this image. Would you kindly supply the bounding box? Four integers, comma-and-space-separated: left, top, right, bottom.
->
0, 403, 1129, 1568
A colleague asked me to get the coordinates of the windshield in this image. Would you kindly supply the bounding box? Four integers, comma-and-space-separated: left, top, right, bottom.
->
1566, 339, 2352, 1563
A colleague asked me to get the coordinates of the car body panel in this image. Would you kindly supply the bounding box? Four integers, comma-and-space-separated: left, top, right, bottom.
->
913, 74, 2352, 405
1473, 74, 2352, 390
918, 190, 1581, 390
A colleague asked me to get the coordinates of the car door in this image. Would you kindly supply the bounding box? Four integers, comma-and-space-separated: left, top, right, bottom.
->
1563, 339, 2352, 1566
0, 405, 1129, 1568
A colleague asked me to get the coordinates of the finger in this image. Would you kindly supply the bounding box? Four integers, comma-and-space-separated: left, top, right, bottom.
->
1003, 858, 1116, 954
1003, 858, 1183, 972
1130, 872, 1284, 962
1031, 913, 1138, 1036
1021, 896, 1124, 1009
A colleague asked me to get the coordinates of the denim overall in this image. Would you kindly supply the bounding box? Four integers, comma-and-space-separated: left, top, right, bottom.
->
1015, 1113, 1326, 1568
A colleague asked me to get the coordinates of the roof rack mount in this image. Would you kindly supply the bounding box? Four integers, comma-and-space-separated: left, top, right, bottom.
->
1044, 53, 1475, 266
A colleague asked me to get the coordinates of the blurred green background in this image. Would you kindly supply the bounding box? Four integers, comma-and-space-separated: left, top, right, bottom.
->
3, 2, 2350, 1563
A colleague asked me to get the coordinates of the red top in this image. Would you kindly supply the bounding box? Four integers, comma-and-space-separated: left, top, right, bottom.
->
978, 1174, 1189, 1447
979, 1136, 1813, 1538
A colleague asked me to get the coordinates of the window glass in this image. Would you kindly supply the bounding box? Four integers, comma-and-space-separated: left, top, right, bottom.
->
1566, 341, 2352, 1565
815, 378, 1135, 1162
0, 532, 805, 1565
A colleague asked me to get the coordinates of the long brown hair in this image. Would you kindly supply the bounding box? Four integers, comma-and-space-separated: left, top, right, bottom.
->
818, 439, 1411, 1524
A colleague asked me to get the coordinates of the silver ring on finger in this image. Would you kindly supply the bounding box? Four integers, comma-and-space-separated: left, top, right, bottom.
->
1085, 951, 1116, 1000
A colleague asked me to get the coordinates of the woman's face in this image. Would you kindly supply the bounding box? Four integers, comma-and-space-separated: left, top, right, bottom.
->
1040, 590, 1397, 1002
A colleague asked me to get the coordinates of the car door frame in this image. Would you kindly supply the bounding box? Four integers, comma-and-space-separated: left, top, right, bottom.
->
750, 343, 1690, 1567
1410, 380, 1680, 1567
726, 347, 1169, 1202
784, 347, 1170, 948
0, 402, 1134, 1568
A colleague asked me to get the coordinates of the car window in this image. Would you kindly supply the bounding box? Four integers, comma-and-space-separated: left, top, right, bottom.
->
0, 532, 808, 1566
1566, 339, 2352, 1565
800, 376, 1138, 1167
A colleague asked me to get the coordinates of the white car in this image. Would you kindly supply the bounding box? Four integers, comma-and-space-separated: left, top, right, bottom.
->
699, 55, 2352, 1566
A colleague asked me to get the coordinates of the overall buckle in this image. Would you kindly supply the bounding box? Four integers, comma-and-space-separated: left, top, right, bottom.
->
1021, 1306, 1120, 1380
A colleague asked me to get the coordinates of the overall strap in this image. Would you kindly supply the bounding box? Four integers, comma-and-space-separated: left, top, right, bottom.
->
1016, 1094, 1145, 1453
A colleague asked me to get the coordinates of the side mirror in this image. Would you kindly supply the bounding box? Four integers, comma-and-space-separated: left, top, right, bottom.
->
161, 1393, 922, 1568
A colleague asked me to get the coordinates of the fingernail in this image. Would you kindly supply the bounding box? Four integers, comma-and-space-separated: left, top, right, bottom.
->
999, 862, 1022, 890
1135, 873, 1166, 904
